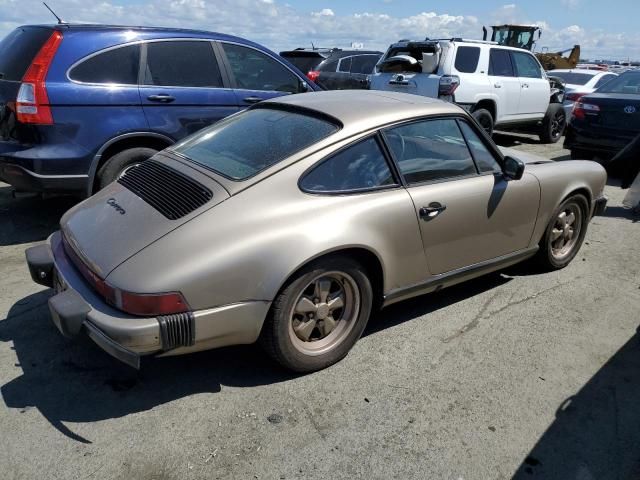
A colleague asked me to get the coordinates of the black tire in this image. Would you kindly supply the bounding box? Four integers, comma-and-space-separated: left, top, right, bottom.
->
97, 147, 158, 190
260, 256, 373, 372
472, 108, 494, 137
534, 194, 589, 271
570, 149, 594, 160
539, 103, 566, 144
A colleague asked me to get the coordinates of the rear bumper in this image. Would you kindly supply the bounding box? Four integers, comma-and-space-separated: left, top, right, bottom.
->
25, 232, 270, 368
563, 124, 635, 159
593, 195, 608, 217
0, 162, 87, 192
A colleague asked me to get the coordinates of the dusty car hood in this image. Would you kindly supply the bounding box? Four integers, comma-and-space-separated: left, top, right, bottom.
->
499, 147, 554, 165
60, 155, 230, 279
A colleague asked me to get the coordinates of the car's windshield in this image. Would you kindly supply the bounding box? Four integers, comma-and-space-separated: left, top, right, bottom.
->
172, 108, 339, 180
596, 72, 640, 94
549, 71, 593, 86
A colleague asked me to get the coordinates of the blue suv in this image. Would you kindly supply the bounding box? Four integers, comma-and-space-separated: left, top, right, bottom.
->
0, 25, 319, 194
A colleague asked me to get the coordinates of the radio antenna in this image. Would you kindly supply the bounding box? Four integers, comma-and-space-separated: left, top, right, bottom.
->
43, 2, 66, 24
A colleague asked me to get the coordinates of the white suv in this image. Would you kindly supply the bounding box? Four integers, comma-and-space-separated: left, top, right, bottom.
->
370, 38, 566, 143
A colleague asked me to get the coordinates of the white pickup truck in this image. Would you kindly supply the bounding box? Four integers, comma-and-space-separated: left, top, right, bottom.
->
370, 38, 566, 143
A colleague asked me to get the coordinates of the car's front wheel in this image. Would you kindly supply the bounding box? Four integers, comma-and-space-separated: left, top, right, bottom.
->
534, 194, 589, 270
260, 256, 373, 372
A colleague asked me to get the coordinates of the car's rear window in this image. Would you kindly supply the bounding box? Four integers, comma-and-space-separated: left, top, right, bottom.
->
172, 108, 339, 180
596, 72, 640, 94
549, 72, 593, 85
0, 27, 53, 81
280, 53, 325, 73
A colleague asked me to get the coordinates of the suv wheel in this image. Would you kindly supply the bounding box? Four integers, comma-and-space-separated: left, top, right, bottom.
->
97, 147, 159, 190
472, 108, 494, 136
539, 104, 566, 144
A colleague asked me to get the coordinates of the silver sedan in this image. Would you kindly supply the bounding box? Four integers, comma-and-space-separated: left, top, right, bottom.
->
26, 90, 608, 372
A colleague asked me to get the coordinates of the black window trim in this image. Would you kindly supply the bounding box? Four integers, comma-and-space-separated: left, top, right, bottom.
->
379, 114, 501, 188
67, 38, 232, 89
298, 132, 401, 196
217, 40, 308, 93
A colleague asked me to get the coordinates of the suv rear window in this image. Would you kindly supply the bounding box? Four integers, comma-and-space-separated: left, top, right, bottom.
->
280, 53, 325, 73
454, 47, 480, 73
172, 108, 339, 180
70, 44, 140, 84
0, 27, 52, 81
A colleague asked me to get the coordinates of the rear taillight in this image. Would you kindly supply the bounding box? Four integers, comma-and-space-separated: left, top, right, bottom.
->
572, 100, 600, 120
307, 70, 321, 83
439, 75, 460, 97
16, 30, 63, 125
62, 235, 189, 316
566, 92, 587, 102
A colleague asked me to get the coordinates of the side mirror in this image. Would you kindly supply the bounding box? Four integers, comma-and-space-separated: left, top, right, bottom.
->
503, 156, 525, 180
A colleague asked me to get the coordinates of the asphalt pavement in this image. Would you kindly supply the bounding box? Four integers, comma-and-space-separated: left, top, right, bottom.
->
1, 133, 639, 480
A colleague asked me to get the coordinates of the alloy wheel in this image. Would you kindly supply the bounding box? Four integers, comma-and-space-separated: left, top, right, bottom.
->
550, 202, 582, 260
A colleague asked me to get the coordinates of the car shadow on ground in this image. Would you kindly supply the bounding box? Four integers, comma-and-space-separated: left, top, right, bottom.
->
0, 186, 78, 246
493, 132, 543, 147
512, 326, 640, 479
601, 206, 639, 223
1, 273, 514, 444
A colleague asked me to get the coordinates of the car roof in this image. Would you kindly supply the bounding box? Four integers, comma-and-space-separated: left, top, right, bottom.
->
24, 23, 249, 43
262, 90, 464, 132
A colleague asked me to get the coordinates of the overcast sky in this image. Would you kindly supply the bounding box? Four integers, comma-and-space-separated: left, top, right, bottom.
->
1, 0, 638, 60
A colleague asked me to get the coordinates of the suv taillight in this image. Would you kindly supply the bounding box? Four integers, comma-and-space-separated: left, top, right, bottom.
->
438, 75, 460, 97
16, 30, 63, 125
307, 70, 321, 83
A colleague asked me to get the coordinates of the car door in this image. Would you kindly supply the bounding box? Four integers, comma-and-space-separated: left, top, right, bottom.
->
349, 54, 381, 89
487, 48, 521, 121
139, 40, 239, 139
511, 50, 549, 117
218, 42, 307, 108
383, 117, 540, 275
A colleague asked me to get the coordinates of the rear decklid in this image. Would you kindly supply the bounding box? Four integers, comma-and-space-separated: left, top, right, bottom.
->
579, 93, 640, 132
60, 154, 230, 279
0, 26, 54, 141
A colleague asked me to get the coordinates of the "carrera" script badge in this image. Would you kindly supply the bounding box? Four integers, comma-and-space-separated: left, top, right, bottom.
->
107, 198, 126, 215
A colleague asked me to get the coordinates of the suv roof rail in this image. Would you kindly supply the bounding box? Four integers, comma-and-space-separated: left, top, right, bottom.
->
448, 38, 498, 45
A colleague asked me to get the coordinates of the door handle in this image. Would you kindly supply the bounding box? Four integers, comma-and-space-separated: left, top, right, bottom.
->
419, 202, 447, 220
494, 83, 502, 88
522, 83, 529, 88
243, 96, 263, 104
147, 94, 175, 103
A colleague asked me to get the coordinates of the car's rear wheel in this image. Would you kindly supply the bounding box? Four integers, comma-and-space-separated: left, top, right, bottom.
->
534, 194, 589, 270
97, 147, 159, 190
260, 256, 373, 372
539, 103, 566, 144
472, 108, 494, 137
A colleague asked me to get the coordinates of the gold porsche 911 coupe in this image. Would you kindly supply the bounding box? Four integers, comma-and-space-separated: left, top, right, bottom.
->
26, 90, 607, 372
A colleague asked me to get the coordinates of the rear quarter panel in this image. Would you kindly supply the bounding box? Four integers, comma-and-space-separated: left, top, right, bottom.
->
526, 160, 606, 247
106, 136, 430, 310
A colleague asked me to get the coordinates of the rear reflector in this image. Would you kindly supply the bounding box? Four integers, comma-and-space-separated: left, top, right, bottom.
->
307, 70, 321, 83
16, 30, 63, 125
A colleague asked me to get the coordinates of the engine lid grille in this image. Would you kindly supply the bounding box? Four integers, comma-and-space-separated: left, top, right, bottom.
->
118, 160, 213, 220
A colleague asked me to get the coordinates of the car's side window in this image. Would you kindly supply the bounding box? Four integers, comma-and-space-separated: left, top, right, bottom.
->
594, 74, 615, 89
454, 46, 481, 73
143, 41, 223, 87
70, 44, 140, 84
488, 49, 515, 77
337, 56, 352, 73
511, 51, 543, 79
300, 136, 396, 193
351, 55, 379, 74
458, 121, 503, 174
222, 43, 304, 93
384, 118, 477, 184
